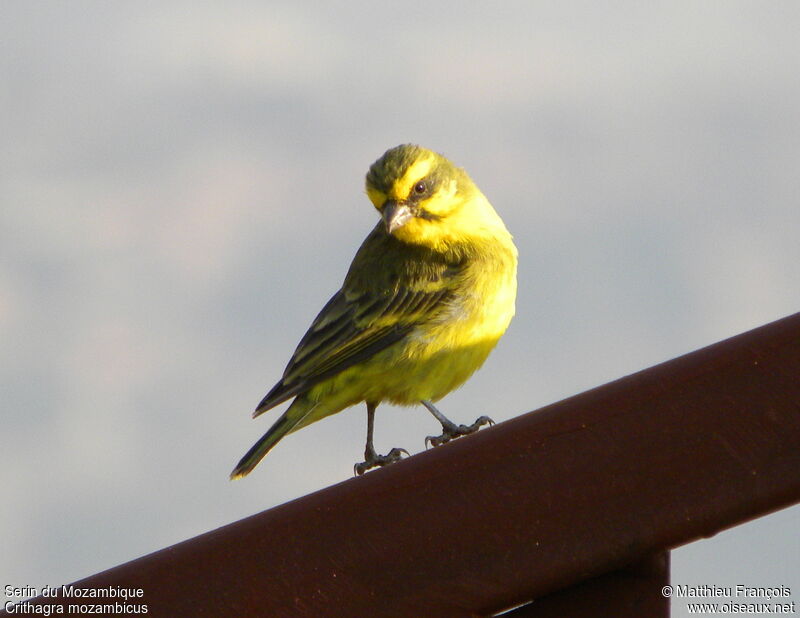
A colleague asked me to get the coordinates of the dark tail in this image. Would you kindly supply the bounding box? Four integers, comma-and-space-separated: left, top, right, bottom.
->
230, 411, 297, 480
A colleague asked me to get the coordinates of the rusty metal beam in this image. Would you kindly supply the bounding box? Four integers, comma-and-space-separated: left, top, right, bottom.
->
503, 552, 670, 617
7, 312, 800, 617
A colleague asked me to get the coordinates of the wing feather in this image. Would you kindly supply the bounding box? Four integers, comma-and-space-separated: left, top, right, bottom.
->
254, 227, 464, 416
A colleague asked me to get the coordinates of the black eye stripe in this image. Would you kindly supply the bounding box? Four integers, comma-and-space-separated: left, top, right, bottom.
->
417, 209, 441, 221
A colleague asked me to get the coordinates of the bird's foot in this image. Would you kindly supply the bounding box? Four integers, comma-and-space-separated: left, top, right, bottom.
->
354, 447, 408, 476
425, 415, 495, 448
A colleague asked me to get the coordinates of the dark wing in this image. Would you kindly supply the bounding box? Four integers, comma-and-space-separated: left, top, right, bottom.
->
254, 227, 463, 416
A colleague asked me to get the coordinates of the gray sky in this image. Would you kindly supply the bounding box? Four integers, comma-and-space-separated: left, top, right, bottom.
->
2, 2, 799, 615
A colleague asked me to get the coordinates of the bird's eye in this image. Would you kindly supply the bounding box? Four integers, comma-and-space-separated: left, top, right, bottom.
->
413, 181, 427, 195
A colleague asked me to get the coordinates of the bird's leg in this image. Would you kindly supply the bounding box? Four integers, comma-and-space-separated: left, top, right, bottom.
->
354, 402, 408, 475
422, 400, 494, 448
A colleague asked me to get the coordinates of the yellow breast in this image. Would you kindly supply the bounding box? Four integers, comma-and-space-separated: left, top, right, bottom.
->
388, 245, 518, 402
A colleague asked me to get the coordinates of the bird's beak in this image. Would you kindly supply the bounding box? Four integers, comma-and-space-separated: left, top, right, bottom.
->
382, 200, 413, 234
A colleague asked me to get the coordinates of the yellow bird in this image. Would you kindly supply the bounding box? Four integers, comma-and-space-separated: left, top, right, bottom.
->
231, 144, 517, 478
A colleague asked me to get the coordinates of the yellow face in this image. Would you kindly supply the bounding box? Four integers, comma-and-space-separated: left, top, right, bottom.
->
365, 145, 477, 248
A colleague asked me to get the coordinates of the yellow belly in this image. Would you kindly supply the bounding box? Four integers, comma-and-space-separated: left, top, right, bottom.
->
296, 244, 517, 430
316, 263, 516, 408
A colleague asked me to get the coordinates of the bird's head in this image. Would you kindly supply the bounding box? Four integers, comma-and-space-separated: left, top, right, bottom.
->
365, 144, 504, 250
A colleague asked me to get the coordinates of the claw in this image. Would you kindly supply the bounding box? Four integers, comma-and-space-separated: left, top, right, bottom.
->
425, 415, 494, 449
354, 447, 408, 476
